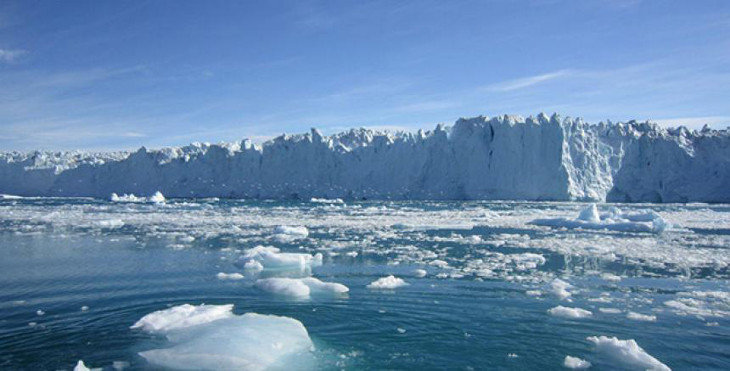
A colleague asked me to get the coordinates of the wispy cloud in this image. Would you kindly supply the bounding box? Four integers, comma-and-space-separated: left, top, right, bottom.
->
651, 116, 730, 130
0, 48, 26, 63
483, 69, 573, 92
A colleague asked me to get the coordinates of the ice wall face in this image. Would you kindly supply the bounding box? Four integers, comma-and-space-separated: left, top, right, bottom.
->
1, 114, 728, 202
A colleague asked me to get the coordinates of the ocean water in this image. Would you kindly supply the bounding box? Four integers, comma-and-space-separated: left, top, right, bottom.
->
0, 198, 728, 370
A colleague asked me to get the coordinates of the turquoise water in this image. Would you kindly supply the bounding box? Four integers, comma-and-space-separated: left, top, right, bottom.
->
0, 199, 728, 370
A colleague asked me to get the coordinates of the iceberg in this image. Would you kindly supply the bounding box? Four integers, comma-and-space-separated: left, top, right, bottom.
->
563, 355, 591, 369
1, 114, 727, 202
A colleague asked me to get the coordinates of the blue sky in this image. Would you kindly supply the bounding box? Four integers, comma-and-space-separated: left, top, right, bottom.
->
1, 0, 729, 150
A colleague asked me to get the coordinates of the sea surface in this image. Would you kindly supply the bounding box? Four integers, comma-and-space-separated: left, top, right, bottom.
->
0, 198, 728, 370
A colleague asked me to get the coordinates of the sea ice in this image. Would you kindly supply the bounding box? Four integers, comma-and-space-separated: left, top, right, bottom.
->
626, 312, 657, 322
110, 191, 165, 204
74, 360, 91, 371
255, 277, 349, 298
548, 306, 592, 319
134, 304, 314, 370
550, 279, 573, 300
130, 304, 234, 332
587, 336, 670, 371
241, 245, 322, 271
367, 275, 409, 289
532, 204, 670, 233
216, 272, 244, 280
563, 355, 591, 369
413, 269, 427, 277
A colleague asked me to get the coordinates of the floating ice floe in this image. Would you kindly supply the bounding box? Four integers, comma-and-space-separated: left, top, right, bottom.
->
367, 275, 409, 289
664, 290, 730, 318
110, 191, 165, 204
131, 304, 234, 332
74, 360, 92, 371
531, 204, 671, 233
626, 311, 657, 322
310, 197, 344, 204
216, 272, 244, 280
0, 194, 23, 199
587, 336, 670, 371
563, 355, 591, 369
133, 304, 314, 370
255, 277, 348, 298
413, 269, 427, 278
272, 225, 309, 242
240, 245, 322, 271
550, 278, 573, 300
548, 306, 592, 319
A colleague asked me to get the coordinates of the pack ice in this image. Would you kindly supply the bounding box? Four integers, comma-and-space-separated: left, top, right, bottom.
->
2, 113, 728, 202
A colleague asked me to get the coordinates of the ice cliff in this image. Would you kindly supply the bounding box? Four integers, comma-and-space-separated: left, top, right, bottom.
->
1, 113, 728, 202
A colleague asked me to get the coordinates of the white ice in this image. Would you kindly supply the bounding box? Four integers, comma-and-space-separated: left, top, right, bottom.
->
563, 355, 591, 369
532, 204, 670, 233
134, 304, 314, 371
367, 275, 409, 289
241, 245, 322, 271
587, 336, 670, 371
255, 277, 349, 298
130, 304, 234, 333
216, 272, 244, 280
626, 312, 657, 322
548, 306, 592, 319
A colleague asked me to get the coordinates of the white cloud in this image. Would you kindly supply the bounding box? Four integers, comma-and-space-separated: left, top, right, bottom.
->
483, 69, 572, 92
0, 48, 26, 63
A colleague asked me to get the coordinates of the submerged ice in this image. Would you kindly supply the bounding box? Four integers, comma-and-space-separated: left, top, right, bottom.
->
2, 114, 729, 202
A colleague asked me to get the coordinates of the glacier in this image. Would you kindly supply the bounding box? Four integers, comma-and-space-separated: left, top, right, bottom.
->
1, 113, 728, 202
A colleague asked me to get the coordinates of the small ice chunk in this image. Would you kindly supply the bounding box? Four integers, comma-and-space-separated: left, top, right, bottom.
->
550, 279, 572, 300
563, 355, 591, 369
243, 259, 264, 271
148, 191, 165, 204
97, 219, 124, 228
599, 308, 622, 314
578, 204, 601, 223
413, 269, 427, 278
217, 272, 245, 280
255, 277, 349, 298
548, 306, 592, 319
74, 360, 91, 371
626, 312, 657, 322
526, 290, 542, 296
242, 245, 322, 271
587, 336, 670, 371
130, 304, 234, 333
273, 225, 309, 237
36, 310, 45, 316
396, 327, 406, 334
81, 305, 89, 311
367, 275, 409, 289
310, 197, 344, 204
600, 273, 622, 282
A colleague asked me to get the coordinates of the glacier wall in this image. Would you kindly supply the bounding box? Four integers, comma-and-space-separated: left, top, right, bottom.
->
1, 113, 728, 202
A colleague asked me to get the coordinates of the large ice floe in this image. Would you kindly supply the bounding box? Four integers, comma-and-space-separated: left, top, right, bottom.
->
131, 304, 314, 370
532, 203, 670, 233
587, 336, 670, 370
239, 245, 322, 272
2, 113, 729, 202
255, 277, 349, 298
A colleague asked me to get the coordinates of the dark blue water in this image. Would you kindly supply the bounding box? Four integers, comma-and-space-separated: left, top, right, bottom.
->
0, 199, 728, 370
